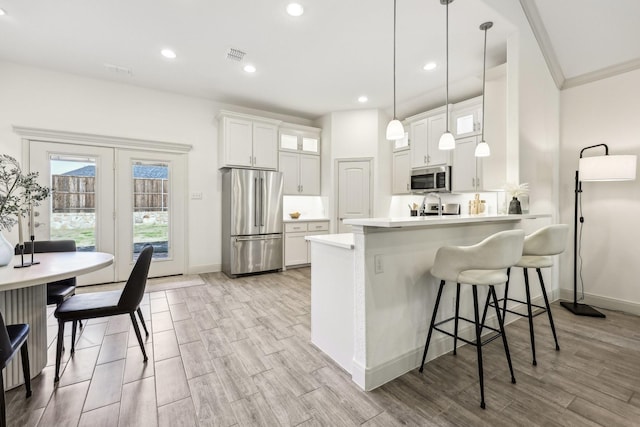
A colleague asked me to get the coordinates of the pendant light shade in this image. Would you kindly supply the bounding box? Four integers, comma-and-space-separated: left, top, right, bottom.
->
438, 131, 455, 150
386, 119, 405, 140
386, 0, 405, 141
475, 21, 493, 158
439, 0, 455, 151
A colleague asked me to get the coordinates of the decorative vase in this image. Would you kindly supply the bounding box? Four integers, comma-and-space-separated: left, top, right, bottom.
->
508, 197, 522, 215
0, 232, 14, 267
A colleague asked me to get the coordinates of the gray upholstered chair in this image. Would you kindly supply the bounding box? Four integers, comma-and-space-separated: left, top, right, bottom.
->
53, 245, 153, 382
419, 229, 525, 409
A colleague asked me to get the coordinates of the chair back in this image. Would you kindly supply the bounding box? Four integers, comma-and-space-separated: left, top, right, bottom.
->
522, 224, 569, 256
0, 311, 12, 366
15, 240, 77, 255
118, 245, 154, 311
470, 229, 525, 270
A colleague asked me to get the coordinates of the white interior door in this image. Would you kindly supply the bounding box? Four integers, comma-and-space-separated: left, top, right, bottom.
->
337, 160, 372, 233
28, 141, 116, 285
116, 150, 186, 280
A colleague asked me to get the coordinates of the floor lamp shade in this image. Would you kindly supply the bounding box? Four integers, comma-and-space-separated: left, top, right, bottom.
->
579, 155, 637, 181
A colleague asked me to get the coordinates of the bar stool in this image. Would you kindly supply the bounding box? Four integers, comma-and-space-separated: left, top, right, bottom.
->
419, 229, 524, 409
483, 224, 569, 366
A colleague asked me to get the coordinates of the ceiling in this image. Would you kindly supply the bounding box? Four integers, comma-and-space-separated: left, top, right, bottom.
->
0, 1, 638, 120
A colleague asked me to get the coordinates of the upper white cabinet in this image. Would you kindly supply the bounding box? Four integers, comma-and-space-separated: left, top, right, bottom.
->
452, 136, 482, 192
217, 110, 281, 169
278, 123, 321, 195
393, 131, 409, 151
408, 106, 451, 169
451, 96, 482, 139
392, 150, 411, 194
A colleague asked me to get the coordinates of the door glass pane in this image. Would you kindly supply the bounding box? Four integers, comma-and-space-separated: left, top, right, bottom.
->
50, 156, 97, 252
133, 162, 169, 260
456, 114, 474, 135
301, 137, 318, 153
280, 134, 298, 150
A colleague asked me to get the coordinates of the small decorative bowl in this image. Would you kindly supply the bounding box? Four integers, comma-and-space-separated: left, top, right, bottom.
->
289, 212, 301, 219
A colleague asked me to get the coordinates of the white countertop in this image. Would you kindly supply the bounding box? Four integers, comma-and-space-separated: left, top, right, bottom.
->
306, 233, 354, 250
343, 213, 550, 228
283, 217, 330, 223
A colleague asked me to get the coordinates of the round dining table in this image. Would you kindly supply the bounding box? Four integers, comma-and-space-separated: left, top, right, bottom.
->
0, 251, 113, 389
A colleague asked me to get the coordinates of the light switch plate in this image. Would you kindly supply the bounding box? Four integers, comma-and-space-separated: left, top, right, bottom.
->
191, 192, 203, 200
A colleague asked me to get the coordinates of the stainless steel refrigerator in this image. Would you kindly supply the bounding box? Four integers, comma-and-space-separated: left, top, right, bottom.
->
221, 168, 283, 277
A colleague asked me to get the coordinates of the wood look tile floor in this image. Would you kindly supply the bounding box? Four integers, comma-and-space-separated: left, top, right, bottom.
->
5, 268, 640, 426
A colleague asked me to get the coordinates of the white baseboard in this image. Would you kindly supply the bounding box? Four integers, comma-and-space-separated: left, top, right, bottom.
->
187, 263, 220, 275
558, 289, 640, 316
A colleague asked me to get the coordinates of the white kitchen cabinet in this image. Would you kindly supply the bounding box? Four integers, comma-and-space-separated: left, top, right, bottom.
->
392, 150, 411, 194
279, 152, 320, 195
452, 136, 482, 192
393, 131, 409, 151
217, 110, 280, 169
451, 96, 482, 139
279, 124, 321, 155
408, 106, 451, 169
284, 221, 329, 267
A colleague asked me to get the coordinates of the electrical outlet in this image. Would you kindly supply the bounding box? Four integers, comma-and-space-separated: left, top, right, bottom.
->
374, 255, 383, 274
191, 192, 203, 200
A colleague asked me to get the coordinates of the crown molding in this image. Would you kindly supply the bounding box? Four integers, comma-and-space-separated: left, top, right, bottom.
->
562, 57, 640, 89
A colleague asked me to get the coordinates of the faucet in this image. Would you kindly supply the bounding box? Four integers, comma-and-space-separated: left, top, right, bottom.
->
420, 193, 442, 216
419, 192, 442, 216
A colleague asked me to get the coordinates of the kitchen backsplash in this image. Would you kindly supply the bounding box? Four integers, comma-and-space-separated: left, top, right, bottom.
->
389, 192, 501, 217
283, 196, 328, 219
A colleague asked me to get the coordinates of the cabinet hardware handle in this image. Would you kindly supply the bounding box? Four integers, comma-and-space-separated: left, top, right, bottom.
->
424, 155, 427, 164
406, 183, 409, 190
249, 155, 253, 165
300, 185, 303, 192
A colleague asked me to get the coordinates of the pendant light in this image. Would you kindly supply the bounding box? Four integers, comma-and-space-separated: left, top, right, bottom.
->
438, 0, 455, 150
475, 21, 493, 157
386, 0, 405, 141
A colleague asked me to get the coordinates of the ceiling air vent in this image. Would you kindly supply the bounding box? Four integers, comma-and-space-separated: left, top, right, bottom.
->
226, 48, 246, 61
104, 63, 133, 76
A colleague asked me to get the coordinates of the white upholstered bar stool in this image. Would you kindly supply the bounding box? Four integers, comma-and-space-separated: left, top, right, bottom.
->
483, 224, 569, 366
419, 229, 524, 409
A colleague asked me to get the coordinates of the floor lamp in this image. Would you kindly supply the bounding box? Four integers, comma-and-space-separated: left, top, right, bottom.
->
560, 144, 637, 317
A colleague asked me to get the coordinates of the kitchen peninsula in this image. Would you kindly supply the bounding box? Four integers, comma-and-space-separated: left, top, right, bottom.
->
306, 213, 552, 391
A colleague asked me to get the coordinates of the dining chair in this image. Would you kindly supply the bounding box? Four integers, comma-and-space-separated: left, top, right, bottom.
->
0, 311, 32, 427
53, 245, 153, 382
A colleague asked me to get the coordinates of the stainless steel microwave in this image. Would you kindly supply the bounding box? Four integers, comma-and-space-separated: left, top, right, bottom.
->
410, 165, 451, 192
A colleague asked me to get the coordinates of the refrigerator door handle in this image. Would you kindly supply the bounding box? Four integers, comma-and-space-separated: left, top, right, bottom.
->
254, 177, 258, 227
260, 177, 265, 226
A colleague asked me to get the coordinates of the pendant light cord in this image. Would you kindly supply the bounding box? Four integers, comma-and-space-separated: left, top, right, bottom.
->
445, 0, 450, 132
393, 0, 397, 120
481, 24, 488, 142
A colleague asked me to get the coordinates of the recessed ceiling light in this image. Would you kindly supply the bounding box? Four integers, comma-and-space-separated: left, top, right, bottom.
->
0, 8, 6, 16
286, 3, 304, 17
423, 62, 437, 71
358, 96, 368, 103
161, 49, 177, 59
243, 64, 256, 73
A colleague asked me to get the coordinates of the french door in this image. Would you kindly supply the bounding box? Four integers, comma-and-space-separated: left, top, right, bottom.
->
29, 142, 187, 284
29, 141, 116, 285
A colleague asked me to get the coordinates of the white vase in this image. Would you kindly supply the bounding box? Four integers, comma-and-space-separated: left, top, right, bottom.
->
0, 232, 14, 267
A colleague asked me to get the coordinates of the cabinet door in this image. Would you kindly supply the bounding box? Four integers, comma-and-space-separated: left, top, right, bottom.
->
285, 232, 309, 266
427, 113, 449, 165
299, 154, 320, 195
452, 104, 482, 138
410, 119, 428, 168
452, 136, 478, 192
392, 150, 411, 194
253, 122, 278, 169
224, 117, 253, 167
279, 152, 300, 195
301, 136, 320, 154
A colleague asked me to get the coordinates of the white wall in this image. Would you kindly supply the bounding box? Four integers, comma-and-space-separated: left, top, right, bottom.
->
0, 61, 312, 274
560, 68, 640, 313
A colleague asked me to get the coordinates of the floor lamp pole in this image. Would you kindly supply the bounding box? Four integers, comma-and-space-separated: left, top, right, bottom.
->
560, 170, 606, 318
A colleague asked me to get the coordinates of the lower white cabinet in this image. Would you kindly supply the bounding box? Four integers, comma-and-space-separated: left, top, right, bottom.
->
284, 221, 329, 267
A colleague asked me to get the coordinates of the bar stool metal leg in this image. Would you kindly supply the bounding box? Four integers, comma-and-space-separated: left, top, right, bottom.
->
491, 285, 516, 384
472, 285, 486, 409
537, 268, 560, 351
419, 280, 445, 372
523, 268, 537, 366
453, 283, 461, 355
502, 267, 511, 320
